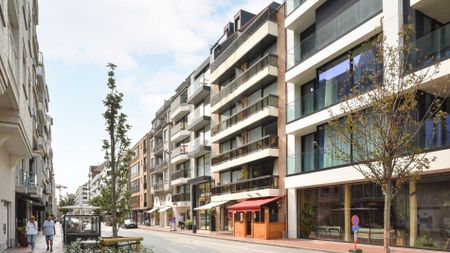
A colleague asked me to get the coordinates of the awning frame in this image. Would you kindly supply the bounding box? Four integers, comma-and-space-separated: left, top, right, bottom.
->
227, 196, 281, 212
194, 200, 228, 211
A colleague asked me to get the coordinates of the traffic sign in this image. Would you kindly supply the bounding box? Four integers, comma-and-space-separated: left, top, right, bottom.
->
352, 225, 360, 231
351, 215, 360, 226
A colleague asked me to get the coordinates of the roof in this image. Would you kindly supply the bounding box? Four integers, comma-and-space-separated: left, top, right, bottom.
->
226, 196, 281, 212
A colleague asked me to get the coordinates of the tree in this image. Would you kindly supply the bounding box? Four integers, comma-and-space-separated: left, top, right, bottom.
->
326, 24, 448, 253
59, 194, 77, 214
101, 63, 132, 237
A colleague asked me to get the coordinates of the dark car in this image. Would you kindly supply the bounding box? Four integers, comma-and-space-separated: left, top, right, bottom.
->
122, 219, 138, 228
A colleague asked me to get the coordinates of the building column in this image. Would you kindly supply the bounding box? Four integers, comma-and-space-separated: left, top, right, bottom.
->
287, 188, 297, 239
409, 180, 417, 246
344, 184, 351, 242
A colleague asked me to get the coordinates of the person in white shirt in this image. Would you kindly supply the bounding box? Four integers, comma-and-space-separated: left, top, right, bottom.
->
26, 216, 38, 252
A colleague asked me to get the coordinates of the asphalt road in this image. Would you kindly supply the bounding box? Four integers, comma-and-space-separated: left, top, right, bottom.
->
101, 226, 328, 253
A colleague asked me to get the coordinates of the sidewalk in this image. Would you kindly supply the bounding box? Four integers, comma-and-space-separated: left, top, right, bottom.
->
6, 224, 63, 253
140, 225, 448, 253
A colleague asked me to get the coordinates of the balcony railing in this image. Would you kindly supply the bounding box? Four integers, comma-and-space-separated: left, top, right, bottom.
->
171, 168, 191, 181
172, 192, 190, 202
211, 54, 278, 106
211, 95, 278, 136
171, 121, 187, 136
287, 0, 382, 69
152, 181, 167, 191
172, 144, 189, 158
211, 135, 278, 166
170, 93, 188, 111
190, 133, 211, 152
211, 4, 278, 72
153, 142, 164, 153
188, 76, 209, 99
152, 160, 168, 173
187, 106, 208, 128
285, 0, 307, 17
211, 175, 278, 196
413, 23, 450, 69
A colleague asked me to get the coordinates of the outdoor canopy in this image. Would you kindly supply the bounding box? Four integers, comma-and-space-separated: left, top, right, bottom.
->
226, 196, 281, 212
146, 207, 159, 213
194, 200, 228, 210
158, 206, 173, 213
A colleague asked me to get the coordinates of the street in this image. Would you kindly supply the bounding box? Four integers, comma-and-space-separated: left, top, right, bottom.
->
101, 227, 327, 253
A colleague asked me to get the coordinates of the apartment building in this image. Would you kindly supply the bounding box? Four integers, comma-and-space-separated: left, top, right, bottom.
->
75, 182, 89, 206
148, 100, 173, 227
0, 0, 54, 250
129, 133, 151, 224
169, 78, 193, 223
284, 0, 450, 250
199, 2, 287, 239
88, 163, 106, 200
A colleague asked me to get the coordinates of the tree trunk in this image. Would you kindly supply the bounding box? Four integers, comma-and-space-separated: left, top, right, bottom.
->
384, 190, 392, 253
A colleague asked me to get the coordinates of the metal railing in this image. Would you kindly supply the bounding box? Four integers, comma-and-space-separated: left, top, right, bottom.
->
172, 192, 190, 202
211, 135, 278, 165
211, 95, 278, 136
287, 0, 382, 69
152, 181, 167, 191
211, 5, 278, 72
211, 54, 278, 106
171, 168, 190, 181
211, 175, 278, 195
152, 141, 164, 153
151, 160, 168, 173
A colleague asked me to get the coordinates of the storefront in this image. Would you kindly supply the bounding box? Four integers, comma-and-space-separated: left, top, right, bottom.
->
295, 174, 450, 251
227, 196, 285, 239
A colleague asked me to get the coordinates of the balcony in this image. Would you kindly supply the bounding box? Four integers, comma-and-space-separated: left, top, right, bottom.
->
188, 133, 211, 158
413, 23, 450, 70
170, 121, 190, 143
171, 144, 189, 165
210, 4, 279, 75
152, 141, 164, 154
187, 105, 210, 131
172, 192, 190, 202
152, 119, 167, 135
152, 181, 169, 193
211, 95, 278, 142
151, 160, 168, 174
210, 54, 278, 110
286, 0, 382, 69
188, 76, 210, 105
211, 136, 278, 173
170, 94, 192, 122
171, 169, 190, 186
211, 175, 278, 196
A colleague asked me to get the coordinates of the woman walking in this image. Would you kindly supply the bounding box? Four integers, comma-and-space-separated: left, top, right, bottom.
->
26, 216, 38, 252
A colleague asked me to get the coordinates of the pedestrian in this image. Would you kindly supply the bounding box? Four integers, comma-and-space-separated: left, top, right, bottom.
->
43, 214, 56, 252
26, 216, 38, 253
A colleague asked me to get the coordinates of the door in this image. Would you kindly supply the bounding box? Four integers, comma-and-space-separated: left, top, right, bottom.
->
1, 201, 10, 250
246, 212, 252, 236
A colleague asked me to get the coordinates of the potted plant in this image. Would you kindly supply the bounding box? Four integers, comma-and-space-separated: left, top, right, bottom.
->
299, 205, 314, 238
16, 226, 28, 247
185, 219, 193, 230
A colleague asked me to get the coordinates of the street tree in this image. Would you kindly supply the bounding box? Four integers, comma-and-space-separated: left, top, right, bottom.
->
59, 194, 77, 214
326, 24, 448, 253
101, 63, 132, 237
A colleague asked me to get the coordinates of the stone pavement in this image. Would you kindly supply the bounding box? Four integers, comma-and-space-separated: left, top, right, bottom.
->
139, 225, 449, 253
6, 224, 63, 253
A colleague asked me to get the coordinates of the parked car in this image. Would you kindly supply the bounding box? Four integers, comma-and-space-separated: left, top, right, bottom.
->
122, 219, 137, 228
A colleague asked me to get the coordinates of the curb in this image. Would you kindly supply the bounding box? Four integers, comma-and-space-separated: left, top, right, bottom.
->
138, 226, 340, 253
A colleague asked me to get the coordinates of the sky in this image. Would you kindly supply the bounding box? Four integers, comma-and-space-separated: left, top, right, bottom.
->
38, 0, 278, 195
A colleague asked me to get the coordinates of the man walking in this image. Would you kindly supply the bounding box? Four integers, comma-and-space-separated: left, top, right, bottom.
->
43, 215, 56, 252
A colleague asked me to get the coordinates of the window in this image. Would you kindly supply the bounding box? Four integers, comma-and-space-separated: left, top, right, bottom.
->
130, 180, 140, 193
130, 164, 139, 178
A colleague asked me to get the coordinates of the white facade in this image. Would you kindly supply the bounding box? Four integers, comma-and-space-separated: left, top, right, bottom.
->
284, 0, 450, 243
0, 0, 52, 250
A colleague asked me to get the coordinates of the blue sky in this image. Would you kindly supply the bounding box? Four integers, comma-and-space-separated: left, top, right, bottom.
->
37, 0, 278, 194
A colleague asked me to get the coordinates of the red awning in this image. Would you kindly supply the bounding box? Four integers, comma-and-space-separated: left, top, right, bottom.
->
227, 196, 281, 212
